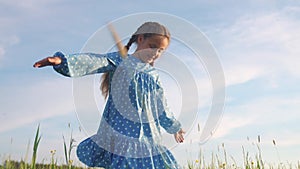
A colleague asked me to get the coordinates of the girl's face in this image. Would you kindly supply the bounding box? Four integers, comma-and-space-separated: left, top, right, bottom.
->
134, 35, 169, 64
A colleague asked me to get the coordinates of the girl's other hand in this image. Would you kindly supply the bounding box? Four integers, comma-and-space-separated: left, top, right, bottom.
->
33, 56, 62, 68
174, 129, 185, 143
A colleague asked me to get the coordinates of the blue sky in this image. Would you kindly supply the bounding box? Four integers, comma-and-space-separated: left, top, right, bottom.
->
1, 0, 300, 167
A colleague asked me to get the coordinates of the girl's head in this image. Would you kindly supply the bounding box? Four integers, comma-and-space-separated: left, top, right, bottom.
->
101, 22, 170, 98
125, 22, 171, 65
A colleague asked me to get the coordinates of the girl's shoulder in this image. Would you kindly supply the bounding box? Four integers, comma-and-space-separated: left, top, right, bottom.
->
117, 55, 160, 81
106, 52, 124, 66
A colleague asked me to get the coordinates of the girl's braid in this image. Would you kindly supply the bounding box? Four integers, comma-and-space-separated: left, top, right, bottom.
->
101, 34, 137, 99
125, 35, 137, 51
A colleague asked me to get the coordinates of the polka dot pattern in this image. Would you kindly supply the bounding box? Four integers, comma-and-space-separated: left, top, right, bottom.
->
53, 52, 122, 77
53, 52, 182, 168
77, 137, 180, 168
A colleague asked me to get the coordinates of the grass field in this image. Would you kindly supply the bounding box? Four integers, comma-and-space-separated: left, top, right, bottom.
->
1, 125, 299, 169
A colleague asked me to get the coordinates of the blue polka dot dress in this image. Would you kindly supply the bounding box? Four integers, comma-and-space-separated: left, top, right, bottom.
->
53, 52, 182, 169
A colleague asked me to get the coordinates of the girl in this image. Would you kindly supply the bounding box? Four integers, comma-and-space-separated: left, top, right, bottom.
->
34, 22, 185, 169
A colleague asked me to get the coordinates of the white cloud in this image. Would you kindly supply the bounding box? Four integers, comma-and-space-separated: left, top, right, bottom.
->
184, 94, 300, 145
209, 6, 300, 86
0, 47, 5, 60
183, 7, 300, 157
212, 114, 254, 139
0, 35, 20, 66
6, 35, 20, 46
0, 35, 20, 45
0, 35, 20, 50
0, 0, 60, 12
227, 13, 290, 46
224, 65, 265, 86
272, 132, 300, 147
0, 43, 7, 67
0, 78, 74, 133
242, 97, 300, 125
222, 96, 300, 137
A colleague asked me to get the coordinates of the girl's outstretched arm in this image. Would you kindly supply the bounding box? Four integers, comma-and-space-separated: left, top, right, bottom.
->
33, 52, 122, 77
33, 56, 62, 68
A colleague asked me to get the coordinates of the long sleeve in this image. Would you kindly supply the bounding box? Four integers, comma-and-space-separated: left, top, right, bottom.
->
156, 81, 181, 134
53, 51, 123, 77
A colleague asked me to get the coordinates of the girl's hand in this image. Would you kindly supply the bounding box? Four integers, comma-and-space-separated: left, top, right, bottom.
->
174, 129, 185, 143
33, 56, 62, 68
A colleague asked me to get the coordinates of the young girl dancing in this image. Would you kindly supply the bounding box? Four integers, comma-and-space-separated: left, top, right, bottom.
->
34, 22, 185, 169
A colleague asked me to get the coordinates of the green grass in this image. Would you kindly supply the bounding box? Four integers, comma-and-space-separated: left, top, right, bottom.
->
186, 136, 300, 169
1, 125, 299, 169
0, 160, 90, 169
63, 123, 76, 168
31, 124, 41, 169
0, 124, 93, 169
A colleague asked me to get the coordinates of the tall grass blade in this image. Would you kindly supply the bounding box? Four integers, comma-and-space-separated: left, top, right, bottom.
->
256, 143, 264, 169
63, 135, 69, 166
30, 124, 41, 169
23, 140, 30, 169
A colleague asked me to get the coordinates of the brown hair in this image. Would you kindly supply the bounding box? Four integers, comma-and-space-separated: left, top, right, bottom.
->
100, 22, 171, 99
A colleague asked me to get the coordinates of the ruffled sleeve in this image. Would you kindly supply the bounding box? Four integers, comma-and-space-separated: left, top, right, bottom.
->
156, 79, 182, 134
53, 51, 123, 77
